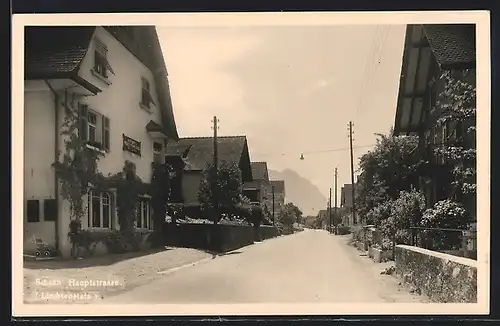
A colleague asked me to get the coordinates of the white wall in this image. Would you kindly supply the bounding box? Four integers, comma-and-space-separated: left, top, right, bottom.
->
23, 85, 57, 251
78, 27, 164, 182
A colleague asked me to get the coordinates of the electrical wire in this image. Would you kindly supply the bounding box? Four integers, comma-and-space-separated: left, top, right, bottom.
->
253, 144, 376, 157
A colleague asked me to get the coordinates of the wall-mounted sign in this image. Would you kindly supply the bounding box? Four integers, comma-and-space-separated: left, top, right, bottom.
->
122, 134, 141, 156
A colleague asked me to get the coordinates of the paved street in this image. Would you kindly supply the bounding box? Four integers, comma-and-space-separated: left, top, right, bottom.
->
103, 229, 426, 304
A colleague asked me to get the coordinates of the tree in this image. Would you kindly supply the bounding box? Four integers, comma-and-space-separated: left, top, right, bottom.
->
433, 70, 476, 213
356, 130, 425, 225
198, 160, 246, 224
150, 162, 171, 246
280, 202, 302, 232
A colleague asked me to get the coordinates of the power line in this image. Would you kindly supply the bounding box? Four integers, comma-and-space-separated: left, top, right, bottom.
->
353, 25, 384, 119
253, 144, 375, 158
302, 144, 374, 155
355, 26, 391, 121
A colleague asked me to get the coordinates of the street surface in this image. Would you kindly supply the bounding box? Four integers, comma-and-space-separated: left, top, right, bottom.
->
103, 229, 426, 304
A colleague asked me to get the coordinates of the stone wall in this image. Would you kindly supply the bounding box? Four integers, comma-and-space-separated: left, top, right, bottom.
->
395, 244, 477, 303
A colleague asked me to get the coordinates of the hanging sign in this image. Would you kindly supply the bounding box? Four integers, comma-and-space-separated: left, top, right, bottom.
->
122, 134, 141, 156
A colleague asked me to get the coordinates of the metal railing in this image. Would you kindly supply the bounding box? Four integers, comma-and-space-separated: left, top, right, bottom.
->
406, 226, 477, 260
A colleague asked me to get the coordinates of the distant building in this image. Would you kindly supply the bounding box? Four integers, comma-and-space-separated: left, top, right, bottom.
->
165, 136, 253, 215
269, 180, 285, 220
243, 162, 270, 206
340, 184, 353, 209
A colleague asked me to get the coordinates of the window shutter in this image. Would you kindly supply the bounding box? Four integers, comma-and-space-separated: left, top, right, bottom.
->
43, 199, 58, 222
103, 116, 110, 152
78, 103, 88, 141
95, 38, 108, 55
27, 200, 40, 223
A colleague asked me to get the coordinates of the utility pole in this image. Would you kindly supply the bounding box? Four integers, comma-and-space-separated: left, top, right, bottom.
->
334, 167, 338, 233
212, 116, 219, 223
272, 184, 275, 225
348, 121, 357, 225
329, 188, 332, 233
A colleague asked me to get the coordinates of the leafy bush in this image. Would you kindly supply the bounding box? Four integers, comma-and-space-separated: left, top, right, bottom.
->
351, 224, 365, 242
337, 225, 351, 235
420, 199, 469, 250
370, 200, 393, 228
380, 188, 426, 246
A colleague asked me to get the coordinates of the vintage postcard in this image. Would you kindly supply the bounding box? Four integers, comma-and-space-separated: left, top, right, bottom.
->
12, 11, 490, 317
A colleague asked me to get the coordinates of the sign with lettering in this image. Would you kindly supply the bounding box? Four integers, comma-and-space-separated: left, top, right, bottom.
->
122, 134, 141, 156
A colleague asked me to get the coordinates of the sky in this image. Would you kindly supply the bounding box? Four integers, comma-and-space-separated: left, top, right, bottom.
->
157, 24, 406, 212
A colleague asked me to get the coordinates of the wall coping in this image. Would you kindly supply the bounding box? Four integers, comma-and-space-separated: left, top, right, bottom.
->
395, 244, 477, 268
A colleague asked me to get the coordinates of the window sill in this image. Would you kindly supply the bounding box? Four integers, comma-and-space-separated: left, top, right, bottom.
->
140, 103, 153, 113
86, 143, 106, 155
90, 69, 112, 86
87, 227, 113, 232
135, 228, 154, 232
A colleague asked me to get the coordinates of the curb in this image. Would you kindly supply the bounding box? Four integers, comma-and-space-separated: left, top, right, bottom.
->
157, 256, 215, 276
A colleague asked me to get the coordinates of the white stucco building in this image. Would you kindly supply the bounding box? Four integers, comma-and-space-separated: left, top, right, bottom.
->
24, 26, 179, 257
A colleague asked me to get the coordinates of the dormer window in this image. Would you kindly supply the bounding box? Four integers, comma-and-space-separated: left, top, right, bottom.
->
93, 38, 114, 80
141, 77, 156, 109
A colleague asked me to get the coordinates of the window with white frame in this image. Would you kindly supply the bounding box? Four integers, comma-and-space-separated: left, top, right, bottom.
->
88, 190, 113, 229
135, 198, 152, 229
78, 104, 110, 152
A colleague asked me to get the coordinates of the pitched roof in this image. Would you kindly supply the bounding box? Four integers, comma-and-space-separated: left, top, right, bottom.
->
423, 24, 476, 68
24, 26, 179, 140
166, 136, 253, 181
250, 162, 269, 181
270, 180, 285, 193
25, 27, 96, 79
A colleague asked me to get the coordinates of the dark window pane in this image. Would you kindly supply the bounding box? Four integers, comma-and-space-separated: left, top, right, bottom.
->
43, 199, 57, 222
27, 200, 40, 223
136, 201, 142, 228
103, 204, 110, 228
143, 201, 148, 229
92, 196, 101, 227
153, 141, 162, 152
89, 126, 96, 143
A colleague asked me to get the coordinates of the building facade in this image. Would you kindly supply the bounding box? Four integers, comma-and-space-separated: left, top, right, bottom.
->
269, 180, 285, 220
393, 24, 476, 222
24, 26, 178, 257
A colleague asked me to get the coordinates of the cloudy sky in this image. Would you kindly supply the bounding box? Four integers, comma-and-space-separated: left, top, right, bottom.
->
157, 24, 406, 211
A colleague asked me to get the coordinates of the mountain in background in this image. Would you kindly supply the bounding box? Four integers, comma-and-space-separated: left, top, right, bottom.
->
268, 168, 327, 216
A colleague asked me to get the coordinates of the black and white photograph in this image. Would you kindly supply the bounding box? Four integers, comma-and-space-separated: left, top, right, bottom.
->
12, 11, 490, 316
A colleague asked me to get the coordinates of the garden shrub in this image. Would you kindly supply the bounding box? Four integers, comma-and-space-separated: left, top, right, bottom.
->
351, 224, 365, 242
380, 188, 426, 246
420, 199, 469, 250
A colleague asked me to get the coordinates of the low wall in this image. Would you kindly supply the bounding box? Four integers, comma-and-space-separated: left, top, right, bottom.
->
163, 223, 279, 253
71, 230, 153, 258
395, 245, 477, 303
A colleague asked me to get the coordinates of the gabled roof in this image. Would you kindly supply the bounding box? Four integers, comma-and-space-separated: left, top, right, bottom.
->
393, 24, 476, 136
270, 180, 285, 193
250, 162, 269, 182
423, 24, 476, 69
165, 136, 253, 181
25, 27, 96, 79
24, 26, 179, 140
